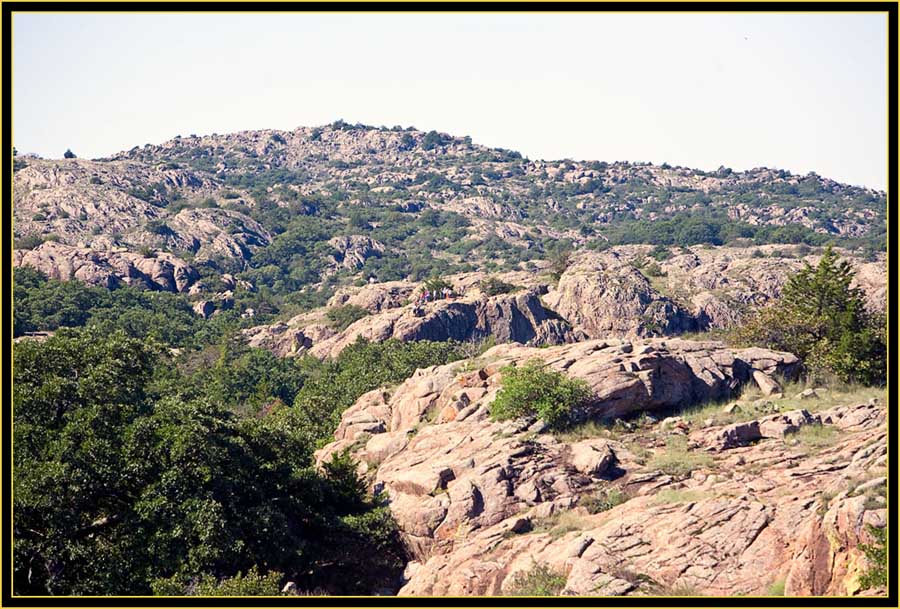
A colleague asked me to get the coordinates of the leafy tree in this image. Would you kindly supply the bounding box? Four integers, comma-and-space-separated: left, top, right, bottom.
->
13, 329, 406, 596
422, 275, 452, 294
547, 244, 573, 280
733, 247, 886, 385
489, 359, 593, 429
63, 149, 76, 159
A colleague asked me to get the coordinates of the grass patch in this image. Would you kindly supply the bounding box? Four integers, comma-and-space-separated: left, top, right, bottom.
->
529, 510, 592, 539
767, 578, 786, 596
654, 489, 714, 505
650, 582, 704, 596
553, 420, 614, 443
677, 381, 881, 428
577, 488, 629, 514
647, 436, 713, 478
506, 564, 568, 596
783, 423, 839, 453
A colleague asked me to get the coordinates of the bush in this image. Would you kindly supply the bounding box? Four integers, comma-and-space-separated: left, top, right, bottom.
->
577, 488, 628, 514
479, 276, 518, 297
63, 148, 76, 159
145, 219, 172, 235
642, 261, 666, 277
489, 359, 592, 429
16, 234, 45, 250
152, 567, 284, 596
507, 564, 567, 596
326, 304, 369, 331
732, 247, 885, 385
859, 525, 886, 590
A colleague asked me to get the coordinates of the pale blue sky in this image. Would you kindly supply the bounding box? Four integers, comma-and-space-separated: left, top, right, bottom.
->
13, 12, 887, 189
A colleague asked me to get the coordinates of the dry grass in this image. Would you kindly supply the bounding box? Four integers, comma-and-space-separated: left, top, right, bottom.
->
529, 510, 593, 539
783, 423, 840, 454
653, 488, 714, 505
647, 436, 714, 477
678, 381, 881, 428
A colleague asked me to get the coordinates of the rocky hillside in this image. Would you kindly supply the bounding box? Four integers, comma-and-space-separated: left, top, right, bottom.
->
315, 339, 886, 597
13, 122, 886, 306
240, 245, 885, 359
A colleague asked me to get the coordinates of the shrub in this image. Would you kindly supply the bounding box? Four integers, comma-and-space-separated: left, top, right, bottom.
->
152, 567, 284, 596
489, 359, 592, 429
507, 564, 567, 596
859, 525, 886, 590
31, 213, 46, 221
479, 276, 518, 297
642, 261, 666, 277
326, 304, 369, 331
63, 148, 76, 159
145, 220, 172, 235
577, 488, 628, 514
16, 234, 44, 250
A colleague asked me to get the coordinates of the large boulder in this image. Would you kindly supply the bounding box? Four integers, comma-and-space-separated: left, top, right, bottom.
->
543, 252, 698, 338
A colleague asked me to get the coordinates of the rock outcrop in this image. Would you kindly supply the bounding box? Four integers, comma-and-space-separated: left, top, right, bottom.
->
13, 241, 199, 292
315, 340, 885, 597
543, 252, 698, 338
309, 290, 580, 359
328, 235, 385, 271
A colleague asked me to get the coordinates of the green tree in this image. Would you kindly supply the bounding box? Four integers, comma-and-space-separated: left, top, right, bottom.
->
13, 329, 406, 596
63, 149, 76, 159
734, 247, 885, 385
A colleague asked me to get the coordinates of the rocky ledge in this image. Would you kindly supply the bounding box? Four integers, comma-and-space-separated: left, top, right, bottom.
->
315, 339, 885, 597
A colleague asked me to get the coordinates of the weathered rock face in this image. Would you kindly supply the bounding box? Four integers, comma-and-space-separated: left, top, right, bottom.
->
309, 290, 580, 359
543, 252, 699, 338
328, 235, 385, 271
315, 342, 885, 597
543, 246, 886, 334
13, 241, 199, 292
144, 208, 271, 262
241, 320, 336, 356
328, 281, 417, 313
13, 159, 218, 246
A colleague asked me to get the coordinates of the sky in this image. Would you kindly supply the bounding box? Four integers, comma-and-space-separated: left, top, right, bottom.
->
13, 12, 888, 190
